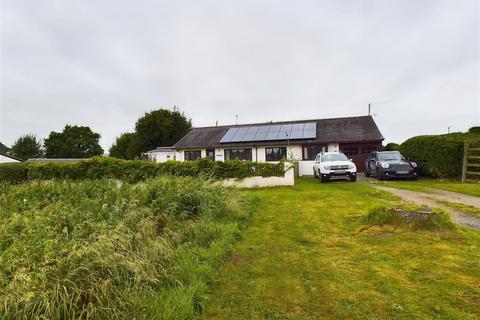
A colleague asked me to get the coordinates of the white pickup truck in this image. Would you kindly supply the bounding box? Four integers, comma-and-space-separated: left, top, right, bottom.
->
313, 152, 357, 183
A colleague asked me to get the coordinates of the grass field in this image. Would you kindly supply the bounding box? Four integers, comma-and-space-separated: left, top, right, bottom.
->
374, 178, 480, 197
200, 178, 480, 319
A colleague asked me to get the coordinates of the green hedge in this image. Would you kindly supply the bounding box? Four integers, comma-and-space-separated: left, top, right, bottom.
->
400, 132, 480, 178
0, 157, 286, 183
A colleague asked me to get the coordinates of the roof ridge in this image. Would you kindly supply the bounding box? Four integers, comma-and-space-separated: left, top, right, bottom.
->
191, 115, 372, 129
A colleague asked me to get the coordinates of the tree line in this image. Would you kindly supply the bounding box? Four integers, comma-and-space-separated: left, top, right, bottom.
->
2, 108, 192, 161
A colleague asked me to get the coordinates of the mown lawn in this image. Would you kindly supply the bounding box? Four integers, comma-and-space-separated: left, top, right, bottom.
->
200, 178, 480, 319
374, 178, 480, 197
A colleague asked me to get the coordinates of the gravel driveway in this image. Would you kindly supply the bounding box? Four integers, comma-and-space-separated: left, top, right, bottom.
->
375, 186, 480, 231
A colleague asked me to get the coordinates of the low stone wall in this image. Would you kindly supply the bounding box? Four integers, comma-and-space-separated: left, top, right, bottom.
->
222, 164, 295, 188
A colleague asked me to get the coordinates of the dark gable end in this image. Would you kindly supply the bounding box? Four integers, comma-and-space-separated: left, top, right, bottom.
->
173, 116, 384, 149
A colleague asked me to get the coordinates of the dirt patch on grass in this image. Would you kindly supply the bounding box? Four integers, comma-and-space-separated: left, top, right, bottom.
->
228, 254, 252, 266
375, 186, 480, 231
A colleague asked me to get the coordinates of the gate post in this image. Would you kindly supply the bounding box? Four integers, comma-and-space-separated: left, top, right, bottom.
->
461, 142, 469, 183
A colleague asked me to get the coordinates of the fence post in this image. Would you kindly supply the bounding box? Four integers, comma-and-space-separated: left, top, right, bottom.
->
461, 142, 469, 183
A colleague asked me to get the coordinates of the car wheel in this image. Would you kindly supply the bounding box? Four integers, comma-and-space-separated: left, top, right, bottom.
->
320, 175, 329, 183
377, 171, 384, 181
364, 169, 370, 177
350, 175, 357, 182
313, 168, 318, 178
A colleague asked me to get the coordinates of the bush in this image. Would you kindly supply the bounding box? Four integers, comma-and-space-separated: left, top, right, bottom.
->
469, 126, 480, 134
0, 157, 286, 183
0, 162, 28, 182
400, 131, 480, 178
0, 177, 252, 319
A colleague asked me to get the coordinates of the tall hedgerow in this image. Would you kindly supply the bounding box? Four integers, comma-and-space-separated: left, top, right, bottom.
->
0, 157, 286, 183
400, 131, 480, 178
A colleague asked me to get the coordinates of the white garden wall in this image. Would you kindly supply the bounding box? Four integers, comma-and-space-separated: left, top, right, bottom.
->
222, 163, 294, 188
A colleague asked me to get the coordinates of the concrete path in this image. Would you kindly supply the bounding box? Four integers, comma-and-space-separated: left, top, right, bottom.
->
375, 186, 480, 231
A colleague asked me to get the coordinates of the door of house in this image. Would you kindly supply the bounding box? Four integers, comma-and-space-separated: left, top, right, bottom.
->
206, 149, 215, 160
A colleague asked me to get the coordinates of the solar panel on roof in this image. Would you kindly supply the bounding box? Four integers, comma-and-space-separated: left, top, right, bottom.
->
303, 129, 316, 139
219, 122, 316, 143
219, 127, 238, 143
291, 123, 304, 131
289, 130, 303, 139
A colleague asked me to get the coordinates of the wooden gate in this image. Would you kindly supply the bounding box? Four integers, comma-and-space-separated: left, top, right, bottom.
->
462, 142, 480, 182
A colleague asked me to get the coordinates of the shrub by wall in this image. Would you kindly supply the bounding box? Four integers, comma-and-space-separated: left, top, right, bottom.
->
400, 132, 480, 178
0, 157, 286, 183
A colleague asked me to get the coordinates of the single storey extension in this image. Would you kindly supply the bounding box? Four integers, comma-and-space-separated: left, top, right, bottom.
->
172, 115, 384, 176
143, 147, 176, 162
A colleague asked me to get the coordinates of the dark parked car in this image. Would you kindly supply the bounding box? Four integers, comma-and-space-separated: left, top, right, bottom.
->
365, 151, 418, 180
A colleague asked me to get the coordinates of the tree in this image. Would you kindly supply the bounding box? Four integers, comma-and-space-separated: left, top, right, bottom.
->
384, 143, 400, 151
134, 109, 192, 155
44, 125, 104, 158
109, 132, 138, 159
10, 134, 43, 160
469, 126, 480, 134
0, 142, 10, 154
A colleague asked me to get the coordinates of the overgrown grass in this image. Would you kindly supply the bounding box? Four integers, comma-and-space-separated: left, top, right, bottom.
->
364, 206, 455, 231
0, 177, 252, 319
201, 178, 480, 319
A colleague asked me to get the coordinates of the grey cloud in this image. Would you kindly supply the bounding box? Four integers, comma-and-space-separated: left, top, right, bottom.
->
1, 0, 478, 150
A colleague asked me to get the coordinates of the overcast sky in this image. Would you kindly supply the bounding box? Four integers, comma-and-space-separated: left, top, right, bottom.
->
1, 0, 479, 150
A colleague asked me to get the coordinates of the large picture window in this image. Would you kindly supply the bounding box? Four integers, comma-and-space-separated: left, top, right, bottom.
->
303, 144, 327, 160
184, 150, 201, 161
265, 147, 287, 161
224, 148, 252, 161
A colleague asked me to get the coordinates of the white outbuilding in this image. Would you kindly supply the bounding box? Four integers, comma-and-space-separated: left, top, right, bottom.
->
0, 153, 21, 163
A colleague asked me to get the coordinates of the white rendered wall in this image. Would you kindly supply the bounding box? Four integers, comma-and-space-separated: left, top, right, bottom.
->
255, 147, 265, 162
215, 148, 224, 161
151, 152, 175, 163
175, 150, 184, 161
299, 161, 315, 176
287, 145, 302, 161
328, 143, 339, 152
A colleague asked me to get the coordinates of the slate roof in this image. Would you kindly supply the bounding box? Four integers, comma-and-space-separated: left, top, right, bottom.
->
26, 158, 86, 163
144, 147, 175, 153
173, 116, 384, 149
